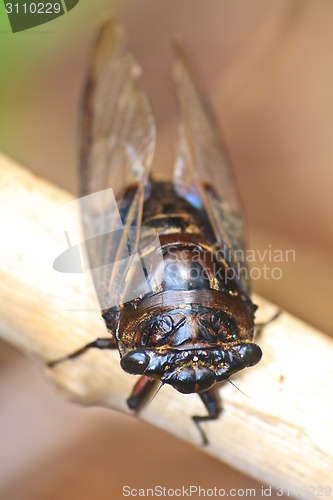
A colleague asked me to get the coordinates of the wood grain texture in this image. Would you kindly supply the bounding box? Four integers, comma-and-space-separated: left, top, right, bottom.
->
0, 153, 332, 495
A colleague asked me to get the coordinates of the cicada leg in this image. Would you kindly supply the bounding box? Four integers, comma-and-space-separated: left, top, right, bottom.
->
47, 336, 117, 368
192, 387, 221, 446
254, 310, 281, 338
127, 376, 160, 411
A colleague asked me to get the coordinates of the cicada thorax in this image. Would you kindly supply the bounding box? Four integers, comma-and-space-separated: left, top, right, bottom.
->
104, 181, 261, 395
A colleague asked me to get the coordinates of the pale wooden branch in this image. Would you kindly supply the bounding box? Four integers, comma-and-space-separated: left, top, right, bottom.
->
0, 153, 332, 493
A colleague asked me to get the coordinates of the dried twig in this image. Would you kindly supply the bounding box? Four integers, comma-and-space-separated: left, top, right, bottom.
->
0, 153, 332, 493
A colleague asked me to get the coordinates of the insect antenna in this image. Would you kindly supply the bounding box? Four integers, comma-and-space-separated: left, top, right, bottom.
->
226, 379, 250, 398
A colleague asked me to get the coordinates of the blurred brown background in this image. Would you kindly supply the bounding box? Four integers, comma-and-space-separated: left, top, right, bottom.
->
1, 1, 332, 499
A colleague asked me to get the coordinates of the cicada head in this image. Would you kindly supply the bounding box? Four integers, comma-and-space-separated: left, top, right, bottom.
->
118, 289, 261, 394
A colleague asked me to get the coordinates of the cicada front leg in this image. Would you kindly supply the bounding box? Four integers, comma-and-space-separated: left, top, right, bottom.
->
192, 387, 222, 446
47, 336, 117, 368
127, 376, 160, 411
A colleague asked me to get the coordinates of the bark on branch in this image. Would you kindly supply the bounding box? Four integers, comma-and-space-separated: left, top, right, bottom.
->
0, 153, 332, 493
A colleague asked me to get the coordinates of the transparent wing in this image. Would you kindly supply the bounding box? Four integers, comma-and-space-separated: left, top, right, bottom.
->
79, 20, 158, 310
172, 41, 250, 296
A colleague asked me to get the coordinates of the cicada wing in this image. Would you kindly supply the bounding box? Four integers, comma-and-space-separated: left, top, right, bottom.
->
172, 41, 250, 297
79, 20, 158, 310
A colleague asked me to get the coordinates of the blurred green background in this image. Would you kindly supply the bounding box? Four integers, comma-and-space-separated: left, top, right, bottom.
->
0, 0, 124, 191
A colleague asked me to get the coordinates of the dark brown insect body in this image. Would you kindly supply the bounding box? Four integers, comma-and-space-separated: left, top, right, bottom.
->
114, 181, 260, 390
49, 21, 262, 444
100, 180, 261, 443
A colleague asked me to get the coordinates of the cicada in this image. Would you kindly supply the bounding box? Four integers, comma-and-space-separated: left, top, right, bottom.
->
49, 20, 262, 444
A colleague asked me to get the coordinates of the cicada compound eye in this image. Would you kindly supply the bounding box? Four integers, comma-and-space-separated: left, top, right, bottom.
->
238, 343, 262, 367
121, 349, 150, 375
